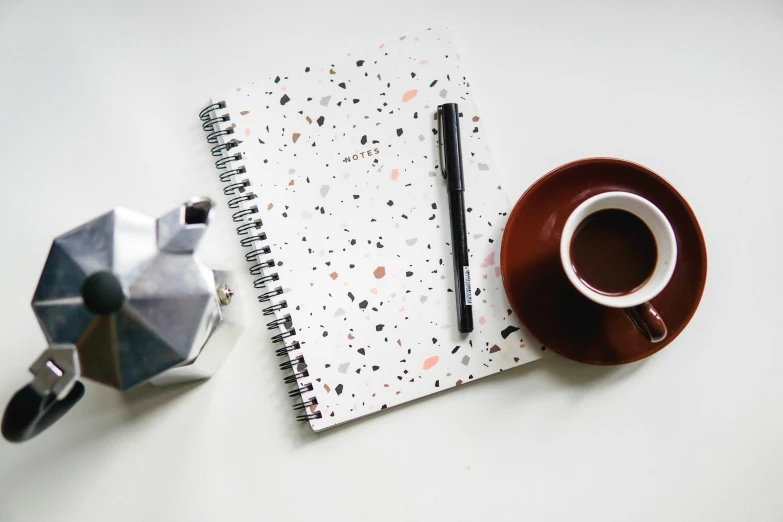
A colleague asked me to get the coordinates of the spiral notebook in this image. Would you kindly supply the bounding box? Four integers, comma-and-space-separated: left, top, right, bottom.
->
199, 26, 545, 430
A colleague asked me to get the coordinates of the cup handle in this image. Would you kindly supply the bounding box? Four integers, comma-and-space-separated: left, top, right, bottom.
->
625, 302, 668, 343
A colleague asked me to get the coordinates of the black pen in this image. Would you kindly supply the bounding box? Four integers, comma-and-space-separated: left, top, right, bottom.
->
438, 103, 473, 333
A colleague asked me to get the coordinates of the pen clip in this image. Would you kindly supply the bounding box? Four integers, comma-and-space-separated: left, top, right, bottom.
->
437, 106, 447, 179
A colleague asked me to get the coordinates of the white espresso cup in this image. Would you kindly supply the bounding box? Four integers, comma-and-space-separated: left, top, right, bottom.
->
559, 192, 677, 342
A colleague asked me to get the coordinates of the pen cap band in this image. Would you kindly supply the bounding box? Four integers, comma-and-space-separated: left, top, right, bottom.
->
438, 103, 465, 192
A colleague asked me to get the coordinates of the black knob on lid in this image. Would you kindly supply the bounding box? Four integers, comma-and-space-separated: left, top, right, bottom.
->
81, 271, 125, 315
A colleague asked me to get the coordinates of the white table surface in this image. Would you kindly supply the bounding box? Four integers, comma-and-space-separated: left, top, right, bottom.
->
1, 1, 781, 520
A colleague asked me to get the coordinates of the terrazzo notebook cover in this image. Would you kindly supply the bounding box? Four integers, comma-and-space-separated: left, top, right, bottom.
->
199, 26, 546, 430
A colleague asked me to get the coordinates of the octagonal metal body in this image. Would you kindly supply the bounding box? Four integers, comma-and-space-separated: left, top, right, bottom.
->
30, 200, 242, 391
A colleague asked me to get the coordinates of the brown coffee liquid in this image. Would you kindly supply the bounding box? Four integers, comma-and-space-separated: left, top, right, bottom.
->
570, 209, 657, 296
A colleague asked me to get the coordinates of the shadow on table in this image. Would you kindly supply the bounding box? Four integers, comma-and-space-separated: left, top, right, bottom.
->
0, 378, 201, 497
292, 352, 646, 442
533, 351, 645, 387
0, 344, 647, 476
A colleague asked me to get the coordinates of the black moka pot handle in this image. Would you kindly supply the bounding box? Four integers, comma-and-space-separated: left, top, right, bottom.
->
2, 346, 85, 443
2, 381, 85, 443
3, 272, 125, 443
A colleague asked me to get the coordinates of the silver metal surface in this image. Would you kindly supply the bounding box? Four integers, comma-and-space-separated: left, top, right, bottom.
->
29, 345, 80, 399
156, 197, 214, 254
149, 269, 243, 386
29, 199, 243, 391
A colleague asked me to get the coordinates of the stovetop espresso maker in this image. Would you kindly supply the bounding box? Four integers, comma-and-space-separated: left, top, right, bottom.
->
2, 198, 243, 442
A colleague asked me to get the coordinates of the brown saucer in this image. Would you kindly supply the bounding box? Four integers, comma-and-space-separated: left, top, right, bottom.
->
501, 158, 707, 364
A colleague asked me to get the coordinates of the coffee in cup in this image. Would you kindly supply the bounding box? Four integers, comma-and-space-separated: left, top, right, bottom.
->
560, 191, 677, 342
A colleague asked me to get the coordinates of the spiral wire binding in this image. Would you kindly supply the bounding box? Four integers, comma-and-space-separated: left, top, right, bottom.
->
229, 197, 257, 210
267, 315, 291, 330
233, 207, 258, 223
284, 371, 309, 385
236, 221, 263, 237
219, 166, 247, 183
245, 244, 271, 261
240, 236, 263, 248
271, 328, 296, 343
275, 340, 299, 356
263, 301, 287, 316
249, 260, 275, 275
199, 102, 321, 423
223, 180, 250, 195
206, 128, 234, 144
288, 382, 313, 398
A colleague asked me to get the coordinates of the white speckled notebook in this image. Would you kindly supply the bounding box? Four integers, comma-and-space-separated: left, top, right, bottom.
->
200, 26, 545, 430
